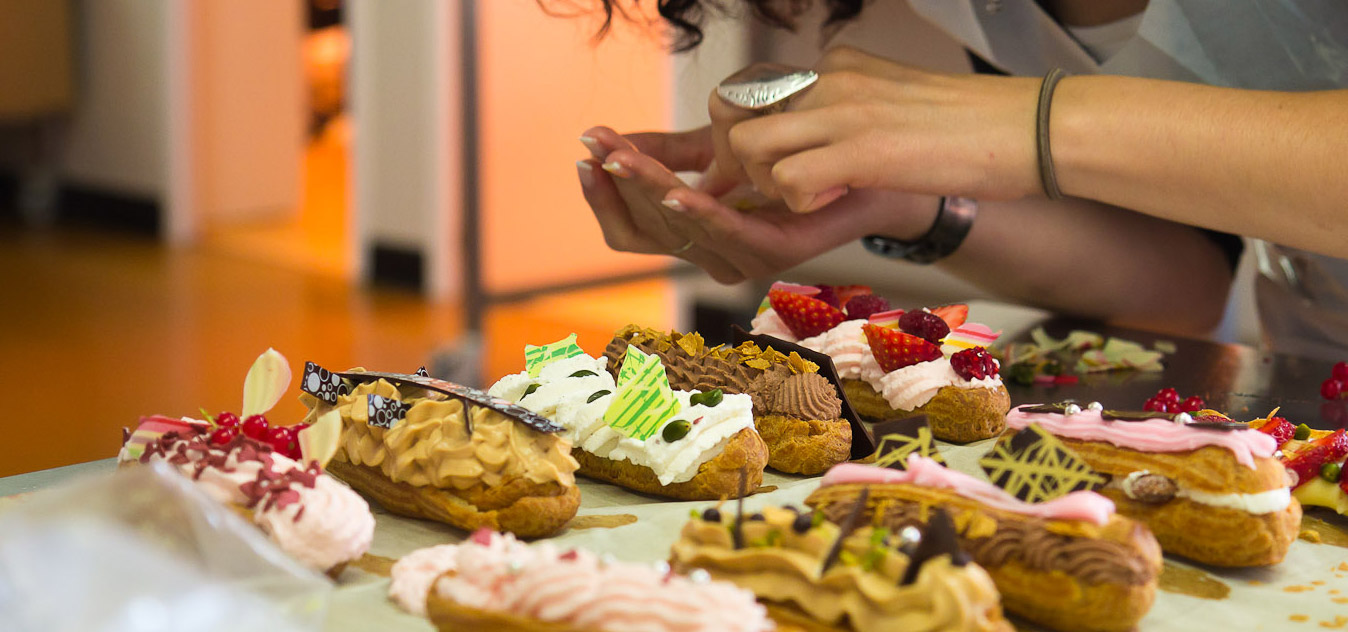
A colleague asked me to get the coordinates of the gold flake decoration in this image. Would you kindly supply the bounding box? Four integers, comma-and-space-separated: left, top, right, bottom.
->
979, 424, 1105, 503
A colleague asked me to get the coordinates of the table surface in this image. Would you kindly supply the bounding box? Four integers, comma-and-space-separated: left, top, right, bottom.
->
4, 301, 1348, 631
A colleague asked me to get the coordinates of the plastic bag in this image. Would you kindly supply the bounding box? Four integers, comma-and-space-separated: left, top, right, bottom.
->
0, 463, 332, 632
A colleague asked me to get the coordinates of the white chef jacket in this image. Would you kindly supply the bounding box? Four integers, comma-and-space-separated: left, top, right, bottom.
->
905, 0, 1348, 359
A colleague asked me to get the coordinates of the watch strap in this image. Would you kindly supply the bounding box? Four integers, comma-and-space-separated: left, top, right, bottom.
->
861, 196, 977, 264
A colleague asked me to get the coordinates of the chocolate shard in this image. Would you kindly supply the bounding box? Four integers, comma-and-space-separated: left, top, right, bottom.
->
820, 487, 870, 575
1019, 401, 1077, 415
332, 368, 564, 434
367, 394, 411, 429
1101, 410, 1175, 422
732, 325, 874, 458
1187, 420, 1250, 431
733, 467, 749, 550
979, 424, 1105, 503
900, 508, 968, 586
872, 415, 945, 470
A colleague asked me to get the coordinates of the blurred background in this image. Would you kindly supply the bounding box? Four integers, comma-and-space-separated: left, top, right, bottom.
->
0, 0, 1258, 478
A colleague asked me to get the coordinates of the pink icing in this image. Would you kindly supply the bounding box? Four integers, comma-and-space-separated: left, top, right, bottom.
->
821, 458, 1116, 526
1006, 405, 1276, 469
422, 532, 772, 632
390, 544, 461, 616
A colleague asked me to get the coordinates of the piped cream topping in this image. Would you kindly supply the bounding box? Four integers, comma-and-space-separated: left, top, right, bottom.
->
489, 355, 756, 485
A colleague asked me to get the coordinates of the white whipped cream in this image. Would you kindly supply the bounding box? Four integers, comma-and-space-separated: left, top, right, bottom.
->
1110, 470, 1292, 515
488, 355, 756, 485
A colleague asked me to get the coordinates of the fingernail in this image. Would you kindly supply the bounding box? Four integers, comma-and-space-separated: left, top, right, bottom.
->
576, 160, 594, 187
804, 185, 849, 212
579, 135, 603, 157
601, 161, 631, 178
661, 198, 686, 212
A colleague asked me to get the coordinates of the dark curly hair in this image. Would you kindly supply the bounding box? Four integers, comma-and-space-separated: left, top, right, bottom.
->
543, 1, 869, 52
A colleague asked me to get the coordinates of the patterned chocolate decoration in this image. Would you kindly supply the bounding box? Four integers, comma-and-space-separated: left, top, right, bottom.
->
367, 394, 411, 429
415, 366, 430, 378
301, 361, 344, 404
732, 325, 874, 458
332, 368, 564, 434
872, 415, 945, 470
900, 508, 968, 586
980, 424, 1105, 503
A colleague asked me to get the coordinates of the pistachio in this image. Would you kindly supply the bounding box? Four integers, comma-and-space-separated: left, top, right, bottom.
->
662, 419, 692, 442
569, 370, 597, 378
586, 390, 611, 404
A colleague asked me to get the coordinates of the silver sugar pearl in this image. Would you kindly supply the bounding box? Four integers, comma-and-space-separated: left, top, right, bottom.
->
689, 569, 712, 584
898, 526, 922, 547
1087, 402, 1104, 412
600, 554, 617, 567
652, 560, 671, 575
1064, 403, 1082, 415
507, 559, 524, 574
1174, 413, 1192, 425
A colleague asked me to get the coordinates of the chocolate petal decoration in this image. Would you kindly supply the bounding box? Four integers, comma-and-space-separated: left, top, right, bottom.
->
733, 325, 873, 458
820, 487, 870, 575
1101, 410, 1176, 422
900, 508, 968, 586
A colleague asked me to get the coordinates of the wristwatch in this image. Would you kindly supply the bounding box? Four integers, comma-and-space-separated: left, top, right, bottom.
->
860, 196, 977, 264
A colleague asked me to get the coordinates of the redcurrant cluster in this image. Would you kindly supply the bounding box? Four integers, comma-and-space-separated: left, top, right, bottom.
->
1320, 362, 1348, 400
951, 348, 999, 380
1142, 388, 1205, 414
208, 411, 307, 459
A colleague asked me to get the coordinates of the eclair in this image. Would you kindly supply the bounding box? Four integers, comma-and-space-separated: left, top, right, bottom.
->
490, 337, 768, 500
299, 363, 582, 539
1005, 402, 1301, 566
751, 283, 1008, 443
670, 501, 1012, 632
392, 528, 774, 632
806, 458, 1161, 632
603, 324, 853, 475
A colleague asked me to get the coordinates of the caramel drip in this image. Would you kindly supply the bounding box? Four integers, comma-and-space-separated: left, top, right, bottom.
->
825, 499, 1153, 586
303, 381, 578, 490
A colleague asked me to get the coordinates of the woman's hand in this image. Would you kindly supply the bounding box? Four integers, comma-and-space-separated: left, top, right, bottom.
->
578, 125, 940, 283
703, 47, 1045, 212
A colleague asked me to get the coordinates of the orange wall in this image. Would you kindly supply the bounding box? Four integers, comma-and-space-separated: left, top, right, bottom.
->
478, 2, 673, 293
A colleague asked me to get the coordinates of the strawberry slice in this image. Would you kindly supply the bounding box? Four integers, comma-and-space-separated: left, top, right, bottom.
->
769, 289, 846, 339
833, 285, 873, 307
1282, 429, 1348, 489
929, 304, 969, 329
1254, 416, 1295, 446
863, 323, 943, 373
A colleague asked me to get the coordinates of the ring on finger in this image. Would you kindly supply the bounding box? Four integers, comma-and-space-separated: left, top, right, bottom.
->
669, 239, 695, 255
716, 63, 818, 114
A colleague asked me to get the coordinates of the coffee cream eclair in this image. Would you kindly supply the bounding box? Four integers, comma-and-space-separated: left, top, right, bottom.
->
806, 458, 1161, 632
1005, 403, 1300, 566
299, 363, 581, 539
751, 283, 1008, 443
603, 324, 850, 475
489, 334, 768, 500
670, 500, 1012, 632
390, 529, 773, 632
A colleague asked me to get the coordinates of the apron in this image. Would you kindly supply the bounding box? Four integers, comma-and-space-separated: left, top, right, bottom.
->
906, 0, 1348, 359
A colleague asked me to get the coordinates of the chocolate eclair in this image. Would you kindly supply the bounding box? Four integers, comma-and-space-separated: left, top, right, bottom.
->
605, 324, 851, 475
806, 458, 1161, 632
